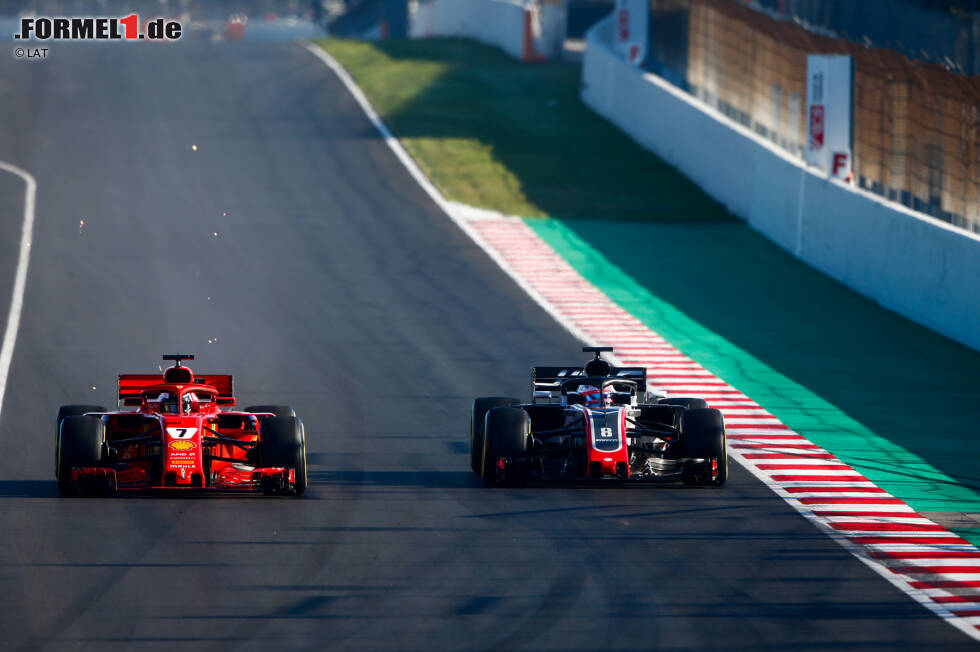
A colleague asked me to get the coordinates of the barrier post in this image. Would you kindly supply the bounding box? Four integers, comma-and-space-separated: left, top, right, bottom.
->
805, 55, 853, 180
523, 2, 548, 62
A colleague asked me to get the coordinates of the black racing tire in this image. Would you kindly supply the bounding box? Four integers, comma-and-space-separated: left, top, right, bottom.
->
470, 397, 519, 474
481, 407, 529, 487
659, 397, 709, 410
260, 416, 307, 495
58, 415, 105, 496
56, 405, 106, 480
680, 408, 727, 486
245, 405, 296, 417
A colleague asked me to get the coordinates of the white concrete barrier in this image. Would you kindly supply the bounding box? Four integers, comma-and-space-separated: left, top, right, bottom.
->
409, 0, 565, 61
582, 15, 980, 351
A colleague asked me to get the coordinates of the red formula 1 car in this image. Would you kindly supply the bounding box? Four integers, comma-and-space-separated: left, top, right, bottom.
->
471, 347, 728, 487
55, 354, 307, 496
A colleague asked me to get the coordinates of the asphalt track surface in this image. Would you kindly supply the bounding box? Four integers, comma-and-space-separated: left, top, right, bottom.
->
0, 41, 974, 651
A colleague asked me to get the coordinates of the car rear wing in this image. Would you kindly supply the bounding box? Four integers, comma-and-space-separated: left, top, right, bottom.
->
531, 366, 647, 402
118, 374, 234, 401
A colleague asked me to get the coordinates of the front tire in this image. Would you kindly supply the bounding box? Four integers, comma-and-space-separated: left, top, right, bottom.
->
470, 397, 519, 474
260, 416, 307, 495
481, 407, 529, 487
58, 415, 105, 496
56, 405, 105, 480
680, 408, 727, 486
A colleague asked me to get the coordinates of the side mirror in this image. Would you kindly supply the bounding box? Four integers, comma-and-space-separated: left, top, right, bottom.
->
611, 392, 633, 405
216, 397, 236, 406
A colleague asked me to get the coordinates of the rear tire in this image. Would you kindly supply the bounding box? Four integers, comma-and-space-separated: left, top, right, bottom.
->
470, 397, 519, 474
260, 416, 307, 495
58, 415, 105, 496
56, 405, 105, 480
481, 407, 529, 487
659, 397, 709, 410
245, 405, 296, 417
680, 408, 727, 486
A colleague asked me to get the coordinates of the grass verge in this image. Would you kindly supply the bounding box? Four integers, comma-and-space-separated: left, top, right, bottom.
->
316, 38, 731, 222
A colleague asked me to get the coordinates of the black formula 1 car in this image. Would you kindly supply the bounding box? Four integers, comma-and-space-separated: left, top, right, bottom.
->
470, 347, 728, 486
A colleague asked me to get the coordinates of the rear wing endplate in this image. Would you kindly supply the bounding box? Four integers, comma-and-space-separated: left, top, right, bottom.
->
531, 366, 647, 394
118, 373, 234, 400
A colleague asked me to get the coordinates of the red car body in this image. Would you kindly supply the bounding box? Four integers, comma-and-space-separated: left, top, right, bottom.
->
56, 355, 306, 495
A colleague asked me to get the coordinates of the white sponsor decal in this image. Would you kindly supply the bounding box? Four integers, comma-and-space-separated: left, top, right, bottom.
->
614, 0, 648, 66
805, 55, 853, 179
166, 427, 197, 439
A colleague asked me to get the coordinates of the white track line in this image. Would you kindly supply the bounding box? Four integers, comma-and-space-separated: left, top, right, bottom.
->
0, 161, 37, 423
304, 42, 980, 642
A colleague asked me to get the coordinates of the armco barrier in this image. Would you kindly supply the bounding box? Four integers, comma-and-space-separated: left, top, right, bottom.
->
409, 0, 565, 62
582, 15, 980, 352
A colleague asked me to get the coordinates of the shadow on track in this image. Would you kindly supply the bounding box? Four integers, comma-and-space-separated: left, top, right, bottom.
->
311, 469, 482, 489
0, 480, 58, 498
0, 480, 302, 500
312, 468, 745, 492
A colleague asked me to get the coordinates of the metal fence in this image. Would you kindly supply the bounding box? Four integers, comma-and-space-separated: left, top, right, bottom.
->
648, 0, 980, 233
753, 0, 980, 76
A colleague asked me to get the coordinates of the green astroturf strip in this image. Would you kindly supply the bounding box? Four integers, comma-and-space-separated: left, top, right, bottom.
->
525, 218, 980, 525
953, 528, 980, 543
317, 37, 980, 543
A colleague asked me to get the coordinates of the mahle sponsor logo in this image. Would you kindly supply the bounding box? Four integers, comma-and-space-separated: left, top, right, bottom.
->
14, 15, 182, 41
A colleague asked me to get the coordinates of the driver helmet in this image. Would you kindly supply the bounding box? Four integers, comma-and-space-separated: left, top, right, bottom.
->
182, 393, 195, 414
156, 392, 179, 414
578, 384, 614, 408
